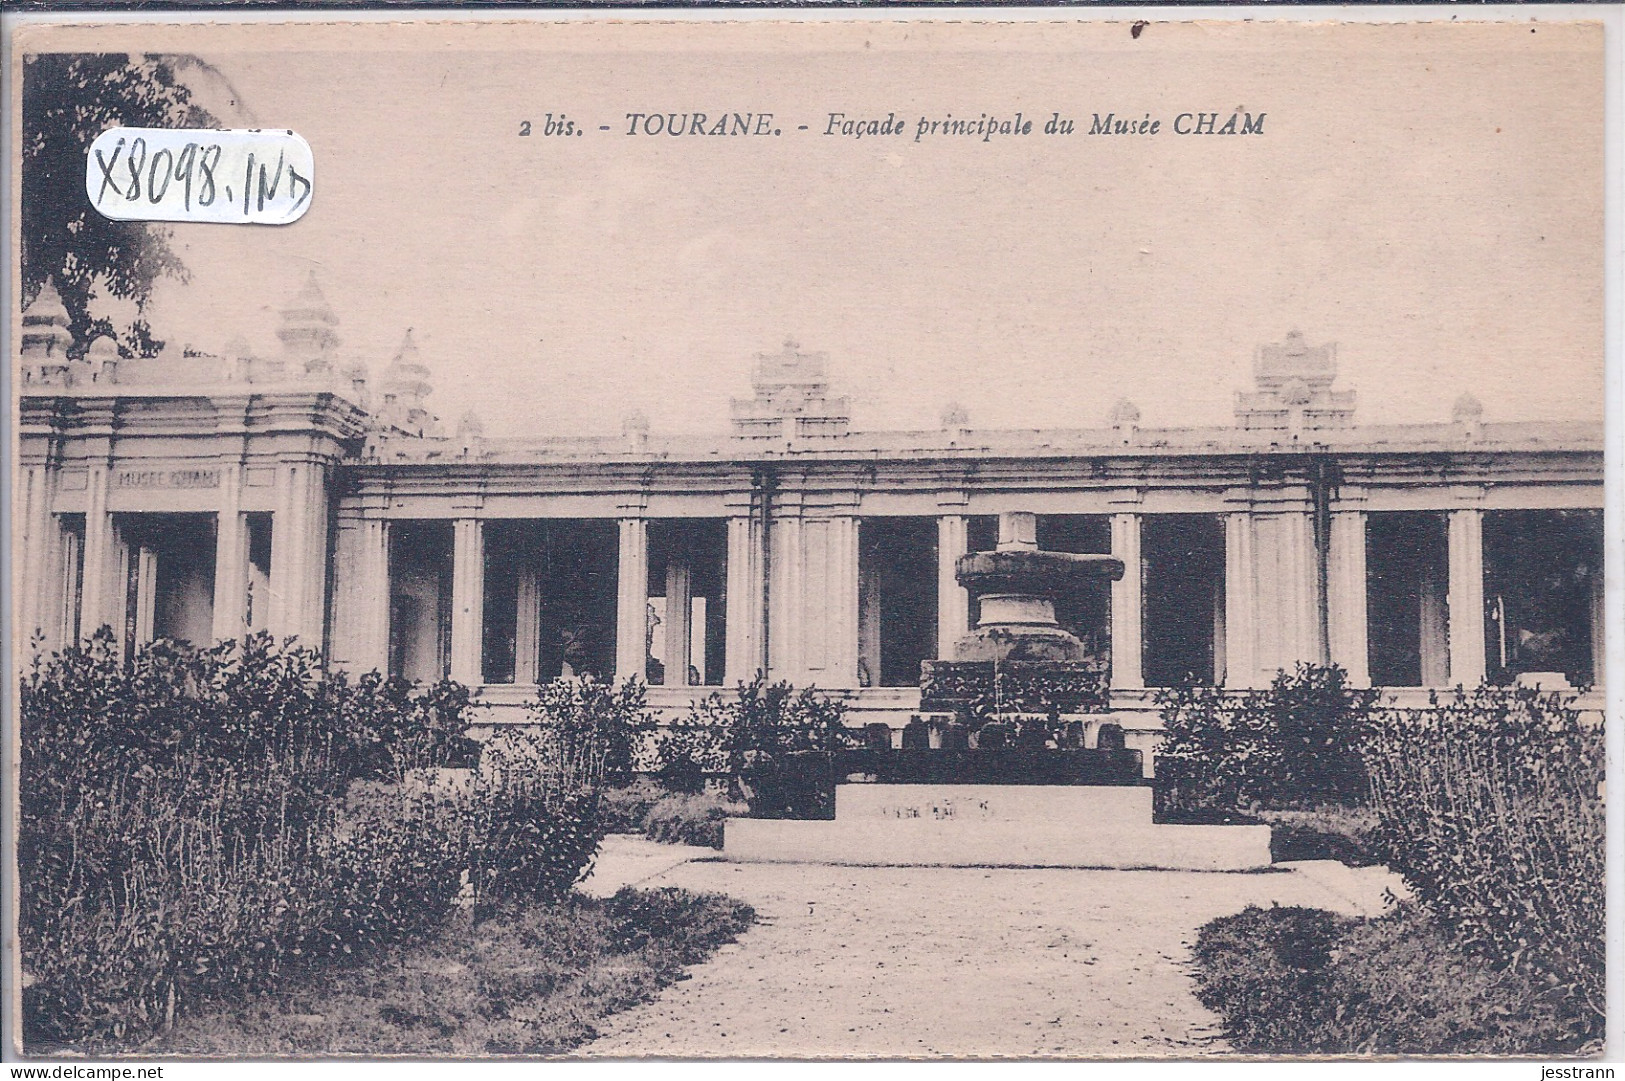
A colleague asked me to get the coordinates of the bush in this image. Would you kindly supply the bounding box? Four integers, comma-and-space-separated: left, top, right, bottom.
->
654, 675, 847, 815
599, 777, 668, 833
642, 792, 747, 849
19, 631, 476, 1047
1155, 663, 1378, 811
1363, 685, 1604, 1030
1192, 904, 1594, 1054
465, 676, 653, 914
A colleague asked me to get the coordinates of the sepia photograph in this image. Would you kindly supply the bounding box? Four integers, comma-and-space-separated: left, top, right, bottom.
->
6, 11, 1613, 1062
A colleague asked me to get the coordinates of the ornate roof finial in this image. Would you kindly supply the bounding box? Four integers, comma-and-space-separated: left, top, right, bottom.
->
1109, 398, 1141, 425
21, 276, 74, 364
941, 401, 969, 430
1452, 392, 1484, 423
277, 271, 340, 367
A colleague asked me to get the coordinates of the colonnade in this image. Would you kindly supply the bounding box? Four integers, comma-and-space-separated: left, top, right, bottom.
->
319, 502, 1502, 692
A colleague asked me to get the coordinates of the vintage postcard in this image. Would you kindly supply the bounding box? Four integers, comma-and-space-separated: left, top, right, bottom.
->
7, 11, 1612, 1063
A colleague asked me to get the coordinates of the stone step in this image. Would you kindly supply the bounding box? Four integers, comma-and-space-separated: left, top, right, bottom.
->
723, 818, 1272, 872
835, 783, 1153, 828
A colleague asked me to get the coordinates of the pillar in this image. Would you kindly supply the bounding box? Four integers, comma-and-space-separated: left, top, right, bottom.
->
1447, 508, 1486, 686
1223, 512, 1257, 687
1110, 512, 1143, 689
268, 460, 329, 645
450, 518, 485, 686
515, 564, 541, 684
1326, 511, 1369, 686
664, 556, 694, 686
724, 511, 763, 684
329, 511, 390, 673
936, 514, 969, 656
16, 464, 55, 652
615, 517, 649, 681
828, 516, 861, 686
79, 462, 121, 639
132, 544, 158, 647
767, 515, 802, 680
212, 466, 249, 642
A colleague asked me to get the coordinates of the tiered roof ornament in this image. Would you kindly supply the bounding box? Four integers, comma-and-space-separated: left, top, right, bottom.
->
375, 330, 440, 437
20, 278, 75, 385
622, 409, 652, 451
730, 339, 851, 441
1453, 392, 1484, 442
1234, 329, 1355, 432
1109, 398, 1141, 443
276, 271, 342, 376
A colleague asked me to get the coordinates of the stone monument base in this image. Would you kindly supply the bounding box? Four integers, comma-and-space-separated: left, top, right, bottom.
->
723, 783, 1271, 871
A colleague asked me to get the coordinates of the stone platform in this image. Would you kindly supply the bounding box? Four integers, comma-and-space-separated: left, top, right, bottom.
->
723, 783, 1272, 871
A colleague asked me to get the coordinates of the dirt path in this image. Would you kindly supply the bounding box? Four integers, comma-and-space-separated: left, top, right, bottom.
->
576, 840, 1381, 1059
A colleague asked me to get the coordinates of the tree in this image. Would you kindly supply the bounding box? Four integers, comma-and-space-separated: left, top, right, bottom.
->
21, 53, 216, 356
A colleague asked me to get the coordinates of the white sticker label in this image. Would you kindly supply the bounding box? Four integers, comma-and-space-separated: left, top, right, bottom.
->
85, 128, 313, 225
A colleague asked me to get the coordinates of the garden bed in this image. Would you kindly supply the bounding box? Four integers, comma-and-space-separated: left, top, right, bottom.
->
1190, 903, 1599, 1055
124, 887, 754, 1057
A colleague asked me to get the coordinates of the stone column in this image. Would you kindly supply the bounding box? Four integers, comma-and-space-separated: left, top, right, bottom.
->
1447, 508, 1487, 687
15, 464, 55, 651
1109, 512, 1143, 689
79, 461, 121, 639
936, 514, 969, 658
724, 508, 763, 684
132, 544, 158, 647
1223, 512, 1257, 687
515, 564, 542, 684
450, 518, 485, 686
663, 556, 694, 686
767, 515, 803, 681
615, 516, 649, 681
329, 510, 391, 673
212, 466, 249, 642
268, 460, 330, 645
1326, 511, 1370, 686
827, 516, 861, 687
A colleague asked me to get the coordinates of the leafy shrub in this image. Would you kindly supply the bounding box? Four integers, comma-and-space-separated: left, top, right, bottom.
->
1363, 685, 1604, 1030
19, 631, 475, 1048
599, 777, 668, 833
642, 792, 747, 849
1155, 663, 1378, 811
1192, 904, 1595, 1054
464, 676, 652, 913
654, 675, 847, 814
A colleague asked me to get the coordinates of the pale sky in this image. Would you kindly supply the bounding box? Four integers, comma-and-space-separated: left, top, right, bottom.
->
28, 18, 1605, 438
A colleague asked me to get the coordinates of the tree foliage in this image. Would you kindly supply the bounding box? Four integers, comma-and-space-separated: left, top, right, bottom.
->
21, 52, 215, 355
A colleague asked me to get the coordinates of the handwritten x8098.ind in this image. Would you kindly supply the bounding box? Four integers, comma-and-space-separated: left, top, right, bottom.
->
85, 128, 314, 226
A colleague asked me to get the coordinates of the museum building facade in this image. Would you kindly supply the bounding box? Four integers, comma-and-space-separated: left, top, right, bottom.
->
14, 277, 1607, 760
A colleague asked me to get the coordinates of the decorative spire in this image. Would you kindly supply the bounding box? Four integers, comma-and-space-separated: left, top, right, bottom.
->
622, 409, 651, 450
1109, 398, 1141, 425
730, 339, 851, 440
1235, 329, 1355, 431
21, 276, 74, 364
84, 335, 120, 384
1453, 392, 1484, 443
276, 271, 340, 370
940, 401, 969, 430
376, 330, 438, 436
1451, 392, 1484, 424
